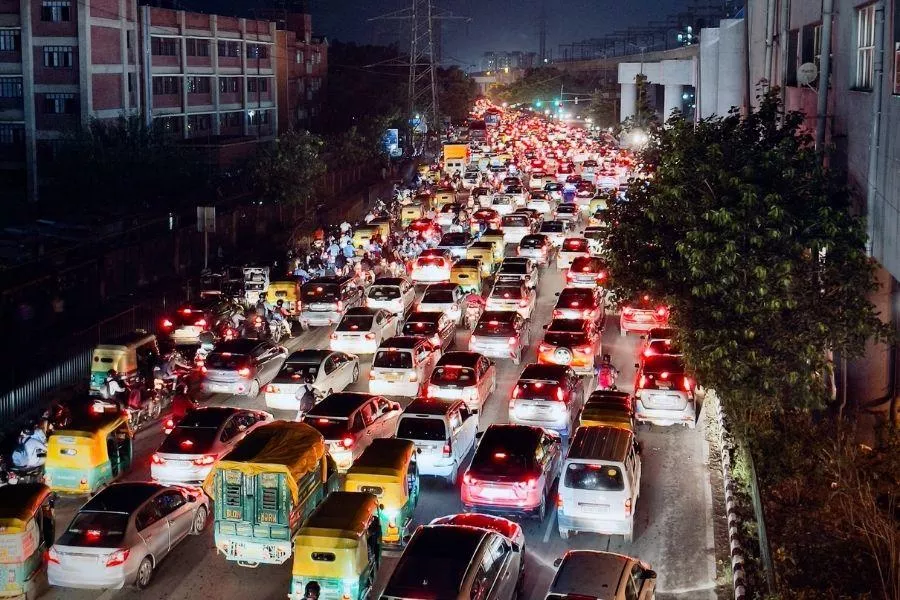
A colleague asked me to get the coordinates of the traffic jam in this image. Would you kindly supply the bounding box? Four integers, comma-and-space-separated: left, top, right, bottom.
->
5, 100, 716, 600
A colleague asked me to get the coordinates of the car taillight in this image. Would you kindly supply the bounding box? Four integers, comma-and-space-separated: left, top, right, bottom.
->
643, 347, 654, 357
624, 497, 633, 517
463, 473, 476, 486
508, 336, 518, 346
566, 271, 575, 280
409, 372, 418, 382
163, 418, 174, 431
538, 343, 552, 353
337, 301, 344, 312
515, 477, 537, 490
105, 549, 130, 567
660, 371, 669, 379
518, 299, 528, 308
195, 319, 207, 328
638, 375, 647, 388
557, 494, 564, 509
161, 319, 173, 328
512, 385, 521, 398
265, 384, 278, 393
200, 365, 208, 374
45, 548, 60, 564
583, 309, 593, 318
330, 332, 338, 340
442, 441, 452, 457
556, 388, 565, 402
237, 367, 251, 378
368, 371, 375, 380
596, 272, 607, 282
341, 436, 354, 449
656, 306, 668, 318
193, 455, 216, 466
682, 376, 692, 391
151, 453, 165, 465
365, 332, 377, 340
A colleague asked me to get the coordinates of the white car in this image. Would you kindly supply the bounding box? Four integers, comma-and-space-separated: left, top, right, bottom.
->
557, 237, 591, 270
544, 182, 563, 202
500, 213, 533, 245
366, 277, 416, 315
369, 336, 441, 397
331, 307, 400, 354
426, 351, 497, 412
539, 219, 569, 247
437, 232, 474, 260
472, 187, 494, 208
462, 171, 480, 189
396, 397, 478, 484
526, 193, 554, 216
504, 185, 527, 207
264, 349, 360, 411
517, 234, 552, 266
528, 173, 547, 189
410, 251, 452, 284
554, 203, 581, 225
490, 194, 516, 216
485, 282, 537, 319
496, 258, 540, 290
436, 203, 463, 228
418, 282, 465, 325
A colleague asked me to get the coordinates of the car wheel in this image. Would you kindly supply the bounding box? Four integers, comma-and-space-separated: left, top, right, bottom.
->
352, 364, 360, 382
134, 556, 154, 589
536, 494, 547, 522
192, 506, 208, 534
248, 380, 260, 397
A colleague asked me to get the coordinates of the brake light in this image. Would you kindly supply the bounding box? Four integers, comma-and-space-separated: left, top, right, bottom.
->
515, 477, 537, 490
200, 366, 208, 374
341, 436, 354, 449
254, 316, 262, 324
508, 336, 518, 346
512, 385, 521, 398
557, 494, 563, 508
682, 376, 693, 391
638, 375, 647, 388
518, 299, 528, 308
463, 473, 476, 486
330, 333, 338, 340
195, 319, 207, 328
162, 319, 173, 328
151, 453, 165, 465
660, 371, 669, 379
337, 301, 344, 312
265, 384, 278, 393
442, 441, 452, 457
566, 272, 575, 281
656, 306, 668, 317
597, 272, 607, 281
624, 497, 633, 517
163, 418, 174, 431
237, 367, 251, 378
46, 548, 60, 564
105, 548, 130, 567
408, 372, 418, 382
192, 455, 216, 466
364, 332, 377, 341
552, 309, 562, 317
643, 347, 654, 357
556, 388, 565, 402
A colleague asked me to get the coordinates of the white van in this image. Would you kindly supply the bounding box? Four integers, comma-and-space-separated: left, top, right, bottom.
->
557, 425, 642, 542
369, 336, 441, 397
395, 397, 478, 485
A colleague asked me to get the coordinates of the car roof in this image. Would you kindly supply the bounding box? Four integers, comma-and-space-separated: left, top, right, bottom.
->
307, 392, 376, 416
212, 339, 267, 354
379, 336, 426, 349
481, 424, 543, 448
641, 355, 686, 372
519, 363, 570, 380
404, 311, 441, 324
384, 526, 487, 596
436, 351, 481, 368
372, 277, 408, 287
285, 349, 331, 364
550, 551, 630, 598
567, 426, 633, 462
344, 307, 380, 317
404, 397, 459, 416
82, 482, 165, 514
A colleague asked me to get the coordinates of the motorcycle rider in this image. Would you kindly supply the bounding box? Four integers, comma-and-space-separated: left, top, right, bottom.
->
11, 420, 49, 470
271, 299, 293, 340
596, 354, 619, 390
294, 376, 318, 421
463, 292, 486, 329
101, 369, 129, 412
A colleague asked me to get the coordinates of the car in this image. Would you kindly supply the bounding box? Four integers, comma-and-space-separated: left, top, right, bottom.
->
299, 276, 365, 328
436, 203, 464, 228
501, 176, 521, 188
496, 258, 539, 289
365, 277, 416, 316
461, 424, 562, 521
410, 251, 452, 284
462, 170, 480, 189
504, 185, 527, 207
401, 311, 456, 351
581, 159, 598, 182
199, 338, 288, 397
509, 364, 585, 436
500, 213, 533, 245
428, 513, 525, 558
469, 310, 530, 365
544, 550, 657, 600
160, 298, 241, 345
369, 336, 441, 397
544, 181, 563, 201
583, 225, 605, 254
619, 294, 670, 336
382, 524, 524, 600
557, 237, 591, 270
526, 190, 554, 215
486, 280, 537, 319
426, 351, 497, 411
151, 407, 272, 484
539, 219, 569, 247
263, 349, 359, 411
556, 162, 575, 182
418, 282, 465, 325
538, 318, 602, 375
330, 307, 400, 354
566, 255, 609, 289
517, 233, 552, 266
633, 354, 696, 428
472, 207, 503, 230
490, 194, 516, 216
529, 171, 547, 189
554, 203, 580, 224
473, 186, 494, 208
437, 232, 475, 260
48, 482, 210, 589
396, 397, 478, 484
408, 218, 443, 243
558, 426, 642, 542
553, 286, 606, 325
588, 205, 610, 227
639, 327, 680, 360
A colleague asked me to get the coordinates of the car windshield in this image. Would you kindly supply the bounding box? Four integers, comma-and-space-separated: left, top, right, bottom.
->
474, 318, 516, 336
397, 417, 447, 441
336, 315, 375, 331
502, 216, 529, 228
431, 366, 476, 385
60, 512, 129, 547
159, 426, 218, 454
564, 462, 625, 491
368, 286, 401, 300
303, 416, 350, 440
403, 321, 437, 336
302, 284, 340, 303
422, 290, 455, 303
541, 222, 565, 233
491, 286, 524, 300
373, 350, 413, 369
274, 362, 318, 382
519, 236, 546, 249
206, 353, 248, 370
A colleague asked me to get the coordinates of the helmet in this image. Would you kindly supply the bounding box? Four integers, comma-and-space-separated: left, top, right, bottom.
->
276, 299, 284, 307
601, 354, 611, 364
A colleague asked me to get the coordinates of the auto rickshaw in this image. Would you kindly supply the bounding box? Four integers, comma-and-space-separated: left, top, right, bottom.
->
369, 218, 392, 242
0, 484, 55, 599
44, 410, 133, 494
467, 242, 499, 276
352, 226, 380, 254
451, 259, 483, 294
479, 229, 507, 261
268, 280, 301, 318
400, 203, 424, 228
577, 391, 635, 432
343, 438, 419, 547
88, 331, 159, 394
433, 191, 457, 210
288, 492, 382, 600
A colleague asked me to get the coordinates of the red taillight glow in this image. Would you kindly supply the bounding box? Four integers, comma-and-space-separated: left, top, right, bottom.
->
365, 332, 377, 340
180, 439, 194, 449
195, 319, 207, 328
463, 473, 476, 486
656, 307, 668, 317
660, 371, 669, 379
330, 333, 338, 340
494, 452, 507, 459
515, 477, 537, 490
200, 366, 208, 374
105, 549, 130, 567
265, 384, 278, 393
85, 530, 102, 542
192, 455, 216, 466
566, 272, 575, 281
623, 307, 635, 316
682, 377, 693, 391
639, 375, 647, 388
518, 299, 528, 308
508, 337, 518, 346
538, 343, 552, 353
512, 385, 521, 398
643, 347, 654, 357
46, 548, 60, 564
181, 308, 193, 315
556, 388, 565, 402
151, 453, 165, 465
442, 442, 452, 457
237, 367, 251, 378
341, 436, 354, 449
162, 319, 173, 328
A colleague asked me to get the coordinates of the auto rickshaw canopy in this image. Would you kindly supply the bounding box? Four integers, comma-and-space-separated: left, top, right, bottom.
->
48, 411, 132, 468
0, 484, 51, 534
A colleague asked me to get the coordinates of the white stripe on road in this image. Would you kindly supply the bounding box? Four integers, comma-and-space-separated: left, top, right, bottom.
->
542, 505, 558, 543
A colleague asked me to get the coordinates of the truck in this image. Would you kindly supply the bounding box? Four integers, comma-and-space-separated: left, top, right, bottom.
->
442, 144, 470, 176
203, 421, 339, 567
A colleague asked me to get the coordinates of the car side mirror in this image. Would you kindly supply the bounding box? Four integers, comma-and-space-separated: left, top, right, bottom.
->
510, 542, 521, 553
553, 557, 563, 568
187, 494, 197, 503
475, 431, 483, 440
634, 363, 640, 369
643, 569, 657, 580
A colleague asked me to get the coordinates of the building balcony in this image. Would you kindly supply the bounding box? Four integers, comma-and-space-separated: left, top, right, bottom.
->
151, 55, 180, 68
186, 55, 212, 68
187, 92, 212, 107
0, 50, 22, 64
0, 97, 24, 111
152, 93, 180, 109
218, 56, 241, 69
219, 91, 242, 105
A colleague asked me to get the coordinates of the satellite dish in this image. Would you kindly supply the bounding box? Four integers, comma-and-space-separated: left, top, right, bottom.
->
797, 62, 819, 85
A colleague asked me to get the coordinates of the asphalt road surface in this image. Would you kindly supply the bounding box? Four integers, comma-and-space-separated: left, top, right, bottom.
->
44, 231, 718, 600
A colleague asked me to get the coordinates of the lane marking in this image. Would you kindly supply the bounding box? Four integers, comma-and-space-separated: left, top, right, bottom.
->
542, 505, 558, 543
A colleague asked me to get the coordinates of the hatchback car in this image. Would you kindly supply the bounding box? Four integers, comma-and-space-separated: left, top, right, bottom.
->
469, 311, 530, 365
264, 349, 359, 411
517, 234, 552, 266
557, 237, 591, 270
396, 397, 478, 484
553, 287, 605, 325
504, 185, 527, 207
486, 282, 537, 320
500, 213, 533, 245
554, 203, 580, 224
544, 181, 563, 201
620, 294, 670, 336
48, 482, 210, 589
496, 258, 539, 290
410, 250, 452, 284
427, 351, 497, 411
365, 277, 416, 316
538, 319, 602, 375
151, 407, 272, 484
331, 307, 400, 354
199, 339, 288, 397
472, 207, 503, 230
461, 424, 562, 521
633, 354, 696, 428
567, 256, 609, 289
303, 392, 402, 471
509, 364, 585, 436
473, 187, 495, 209
437, 232, 475, 260
418, 282, 465, 325
490, 194, 516, 216
299, 276, 365, 328
369, 336, 441, 397
539, 219, 569, 247
160, 298, 240, 345
545, 550, 656, 600
436, 203, 464, 228
526, 190, 554, 215
402, 311, 456, 351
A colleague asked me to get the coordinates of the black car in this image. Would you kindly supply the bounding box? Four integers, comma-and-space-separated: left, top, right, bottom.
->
402, 311, 456, 351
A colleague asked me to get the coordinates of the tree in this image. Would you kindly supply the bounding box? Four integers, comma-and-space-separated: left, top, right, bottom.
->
602, 93, 887, 424
437, 66, 478, 125
633, 73, 658, 129
588, 89, 618, 129
249, 129, 326, 210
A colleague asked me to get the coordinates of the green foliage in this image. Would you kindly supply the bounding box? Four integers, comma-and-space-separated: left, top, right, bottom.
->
249, 129, 326, 207
603, 92, 888, 419
588, 89, 618, 129
633, 73, 658, 129
491, 68, 600, 107
437, 66, 478, 125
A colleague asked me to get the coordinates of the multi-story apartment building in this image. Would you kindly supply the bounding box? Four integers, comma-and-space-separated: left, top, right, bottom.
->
274, 12, 326, 133
480, 50, 537, 72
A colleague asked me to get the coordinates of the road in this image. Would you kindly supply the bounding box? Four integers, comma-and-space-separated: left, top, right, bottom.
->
43, 235, 718, 600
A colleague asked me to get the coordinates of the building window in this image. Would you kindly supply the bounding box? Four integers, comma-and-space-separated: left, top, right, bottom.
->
786, 29, 799, 85
42, 46, 73, 67
217, 40, 240, 58
247, 44, 269, 59
151, 37, 179, 57
295, 50, 303, 63
219, 77, 239, 93
187, 76, 210, 94
0, 29, 20, 52
220, 111, 242, 128
152, 76, 180, 95
187, 113, 212, 132
0, 124, 25, 145
248, 110, 269, 125
856, 4, 876, 90
0, 77, 23, 98
44, 92, 76, 114
186, 38, 210, 57
41, 0, 71, 22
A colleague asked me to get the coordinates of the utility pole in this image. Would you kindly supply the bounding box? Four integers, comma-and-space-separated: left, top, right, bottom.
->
538, 0, 547, 65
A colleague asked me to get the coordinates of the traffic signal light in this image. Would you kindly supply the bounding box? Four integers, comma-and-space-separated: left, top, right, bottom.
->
574, 97, 579, 105
535, 100, 543, 108
554, 99, 561, 107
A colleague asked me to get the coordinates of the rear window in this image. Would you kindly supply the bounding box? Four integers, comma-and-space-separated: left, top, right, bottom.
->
368, 286, 401, 300
397, 417, 447, 441
302, 284, 339, 303
498, 263, 527, 275
422, 289, 454, 303
517, 381, 563, 400
431, 366, 476, 385
474, 318, 516, 335
417, 257, 448, 268
541, 222, 565, 233
274, 362, 318, 382
491, 286, 523, 300
545, 183, 562, 191
548, 319, 587, 333
564, 462, 625, 491
336, 315, 375, 331
159, 427, 218, 454
403, 321, 437, 336
571, 257, 603, 272
303, 416, 351, 440
492, 196, 511, 205
206, 353, 248, 370
544, 331, 588, 347
471, 446, 533, 476
60, 512, 129, 547
502, 215, 529, 228
562, 238, 589, 252
519, 235, 546, 249
373, 350, 413, 369
646, 339, 680, 355
557, 205, 577, 214
583, 228, 603, 241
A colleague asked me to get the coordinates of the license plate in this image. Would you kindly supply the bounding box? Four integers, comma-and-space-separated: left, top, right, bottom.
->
651, 395, 676, 407
383, 373, 400, 382
310, 305, 329, 312
656, 382, 671, 389
480, 487, 506, 499
207, 384, 230, 393
580, 504, 610, 514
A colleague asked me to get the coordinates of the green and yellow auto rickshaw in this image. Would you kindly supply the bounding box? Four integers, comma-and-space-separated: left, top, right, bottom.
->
288, 492, 382, 600
400, 204, 425, 228
467, 242, 499, 276
44, 410, 133, 494
88, 331, 159, 394
343, 438, 419, 547
0, 484, 55, 599
450, 259, 483, 294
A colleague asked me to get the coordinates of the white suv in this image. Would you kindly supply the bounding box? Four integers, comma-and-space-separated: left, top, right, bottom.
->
396, 397, 479, 485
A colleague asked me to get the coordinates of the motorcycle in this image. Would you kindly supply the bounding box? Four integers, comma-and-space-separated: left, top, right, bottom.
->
464, 301, 484, 330
597, 365, 619, 391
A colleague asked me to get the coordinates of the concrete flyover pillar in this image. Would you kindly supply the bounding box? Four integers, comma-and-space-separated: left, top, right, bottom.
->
663, 84, 683, 120
620, 83, 637, 122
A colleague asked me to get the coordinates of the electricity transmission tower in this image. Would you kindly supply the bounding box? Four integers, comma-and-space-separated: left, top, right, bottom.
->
538, 1, 547, 65
369, 0, 468, 140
